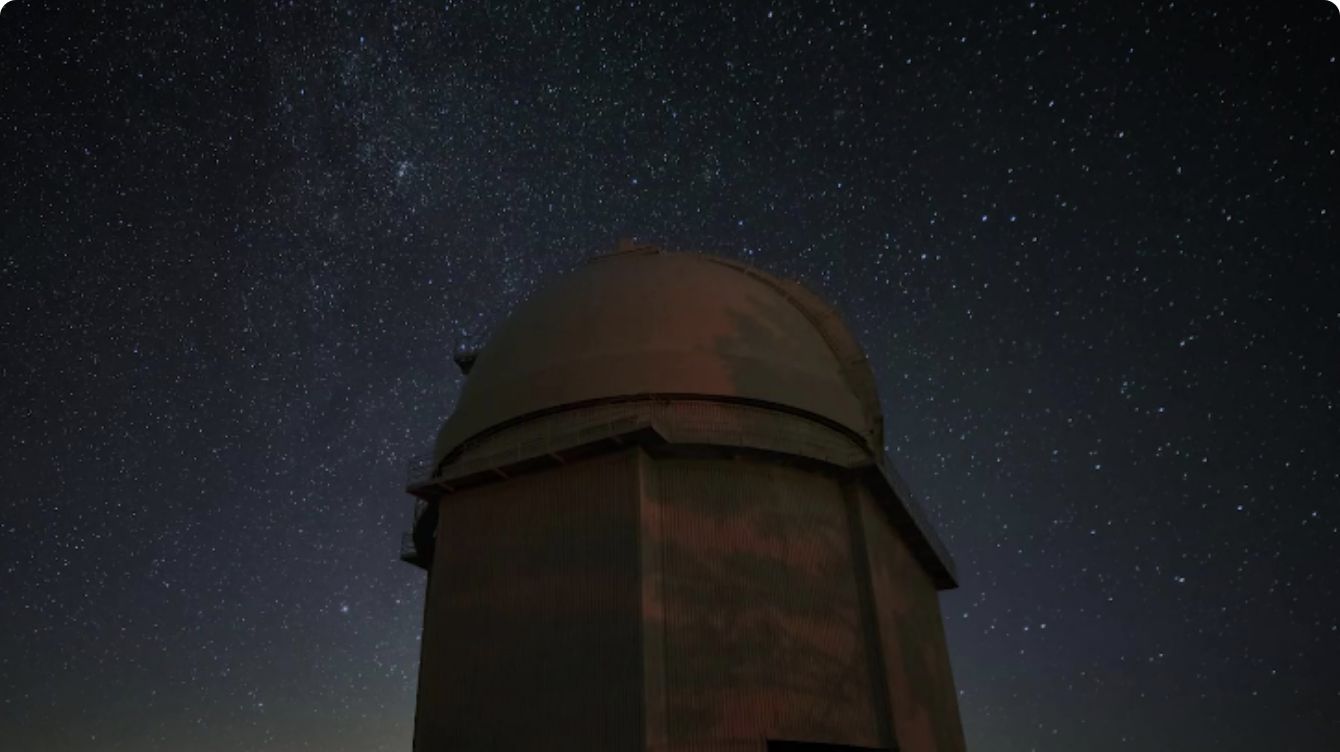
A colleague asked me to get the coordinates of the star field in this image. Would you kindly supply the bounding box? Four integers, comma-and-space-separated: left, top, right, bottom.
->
1, 1, 1337, 750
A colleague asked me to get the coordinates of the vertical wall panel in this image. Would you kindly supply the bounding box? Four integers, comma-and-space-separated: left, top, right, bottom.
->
415, 450, 643, 752
639, 450, 671, 750
856, 487, 967, 752
654, 457, 883, 750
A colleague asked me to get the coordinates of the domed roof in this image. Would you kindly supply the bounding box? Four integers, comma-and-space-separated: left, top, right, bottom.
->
434, 248, 885, 460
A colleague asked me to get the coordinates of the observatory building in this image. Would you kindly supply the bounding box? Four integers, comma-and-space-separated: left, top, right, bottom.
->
402, 244, 966, 752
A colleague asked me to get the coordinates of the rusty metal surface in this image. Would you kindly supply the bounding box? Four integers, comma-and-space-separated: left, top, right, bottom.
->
410, 447, 965, 751
648, 456, 886, 749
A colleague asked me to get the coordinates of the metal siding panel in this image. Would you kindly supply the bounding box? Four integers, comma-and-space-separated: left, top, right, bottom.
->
856, 489, 967, 752
415, 450, 643, 751
655, 457, 883, 748
640, 449, 671, 750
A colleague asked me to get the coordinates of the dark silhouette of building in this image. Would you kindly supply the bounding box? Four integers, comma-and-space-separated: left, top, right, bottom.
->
402, 243, 966, 752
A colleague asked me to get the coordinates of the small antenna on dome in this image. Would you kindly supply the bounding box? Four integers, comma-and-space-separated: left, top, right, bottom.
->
452, 348, 478, 375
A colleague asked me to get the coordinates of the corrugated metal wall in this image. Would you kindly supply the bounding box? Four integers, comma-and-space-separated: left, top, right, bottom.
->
648, 456, 885, 750
415, 450, 644, 751
638, 450, 671, 750
413, 446, 961, 752
855, 486, 967, 752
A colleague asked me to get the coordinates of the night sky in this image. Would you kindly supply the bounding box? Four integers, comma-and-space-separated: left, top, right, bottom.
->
2, 1, 1337, 750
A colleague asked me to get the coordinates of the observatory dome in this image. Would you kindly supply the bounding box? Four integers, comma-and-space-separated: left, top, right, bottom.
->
434, 247, 885, 461
407, 245, 965, 752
